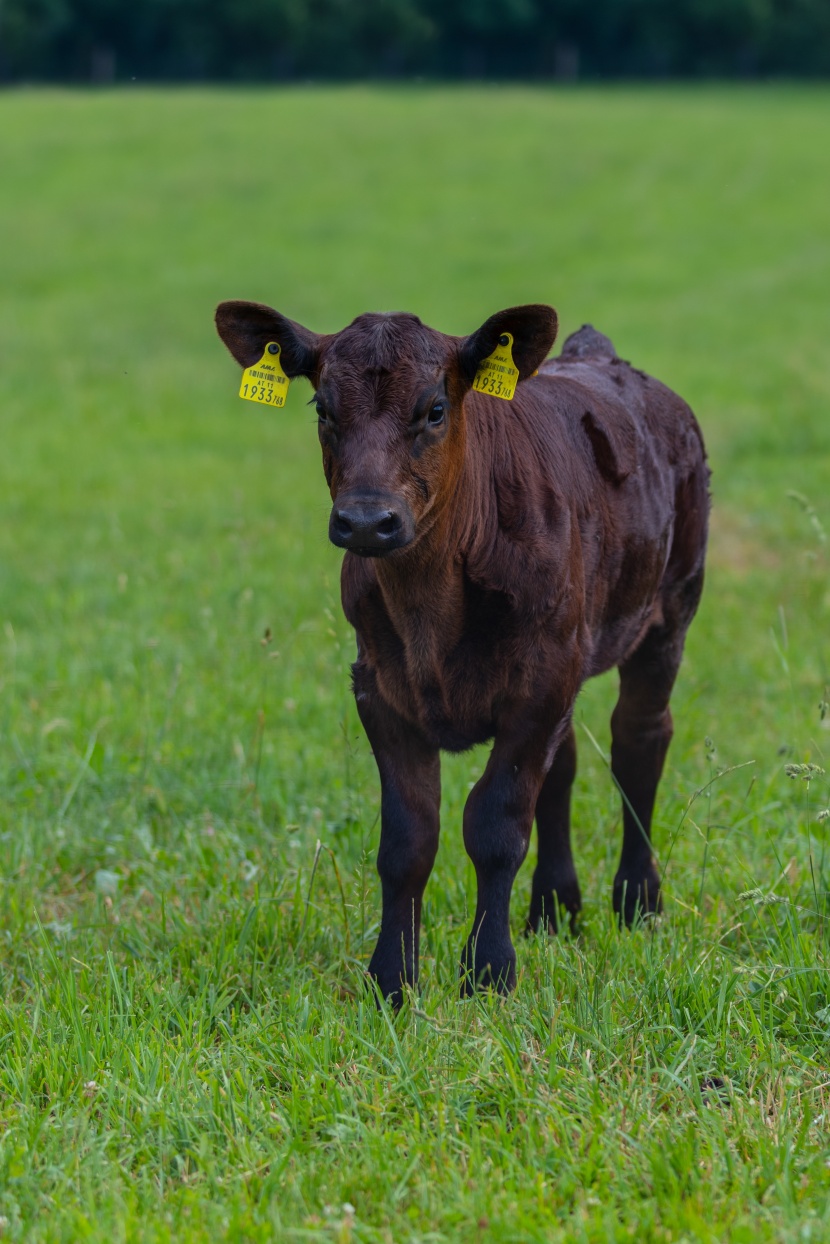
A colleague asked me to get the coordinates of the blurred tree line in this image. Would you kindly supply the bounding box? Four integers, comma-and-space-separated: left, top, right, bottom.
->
1, 0, 828, 82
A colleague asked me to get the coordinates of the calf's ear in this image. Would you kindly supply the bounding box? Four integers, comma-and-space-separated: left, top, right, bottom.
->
215, 300, 322, 378
459, 304, 558, 384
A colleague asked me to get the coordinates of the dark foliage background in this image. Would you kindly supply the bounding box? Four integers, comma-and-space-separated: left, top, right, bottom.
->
0, 0, 828, 82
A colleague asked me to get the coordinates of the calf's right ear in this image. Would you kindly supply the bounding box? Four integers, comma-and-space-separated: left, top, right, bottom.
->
215, 301, 322, 379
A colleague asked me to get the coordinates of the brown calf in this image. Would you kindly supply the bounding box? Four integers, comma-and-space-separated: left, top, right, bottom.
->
215, 301, 709, 1005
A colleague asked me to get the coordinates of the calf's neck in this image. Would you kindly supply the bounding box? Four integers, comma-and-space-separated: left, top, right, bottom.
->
216, 301, 709, 1005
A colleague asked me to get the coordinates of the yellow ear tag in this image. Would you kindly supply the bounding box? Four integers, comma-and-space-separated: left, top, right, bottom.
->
472, 332, 519, 401
239, 342, 289, 408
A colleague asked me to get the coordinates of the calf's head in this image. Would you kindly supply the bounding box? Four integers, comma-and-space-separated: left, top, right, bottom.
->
215, 301, 558, 557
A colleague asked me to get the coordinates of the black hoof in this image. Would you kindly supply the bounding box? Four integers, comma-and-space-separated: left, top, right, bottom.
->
459, 940, 516, 996
367, 979, 405, 1010
526, 878, 582, 935
367, 950, 415, 1010
613, 864, 662, 927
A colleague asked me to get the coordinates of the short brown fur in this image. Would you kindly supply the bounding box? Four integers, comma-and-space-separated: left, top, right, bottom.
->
215, 300, 709, 1004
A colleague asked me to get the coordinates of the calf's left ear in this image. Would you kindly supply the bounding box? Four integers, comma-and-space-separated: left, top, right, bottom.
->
215, 300, 322, 379
459, 304, 558, 385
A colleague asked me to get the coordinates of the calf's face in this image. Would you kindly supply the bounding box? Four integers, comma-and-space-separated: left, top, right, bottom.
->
215, 301, 558, 558
315, 313, 459, 558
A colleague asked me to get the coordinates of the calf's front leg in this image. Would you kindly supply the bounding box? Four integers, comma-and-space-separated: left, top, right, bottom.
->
461, 708, 573, 994
354, 666, 440, 1007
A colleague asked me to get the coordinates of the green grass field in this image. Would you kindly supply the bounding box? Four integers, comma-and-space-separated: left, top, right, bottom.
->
1, 85, 829, 1241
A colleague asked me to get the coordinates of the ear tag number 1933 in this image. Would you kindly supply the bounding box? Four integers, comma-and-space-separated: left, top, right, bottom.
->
473, 332, 518, 401
239, 343, 290, 407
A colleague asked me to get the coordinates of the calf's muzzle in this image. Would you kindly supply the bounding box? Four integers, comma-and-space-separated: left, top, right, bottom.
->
329, 492, 415, 557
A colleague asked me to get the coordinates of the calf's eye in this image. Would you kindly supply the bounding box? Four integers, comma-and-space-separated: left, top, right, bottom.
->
427, 402, 446, 426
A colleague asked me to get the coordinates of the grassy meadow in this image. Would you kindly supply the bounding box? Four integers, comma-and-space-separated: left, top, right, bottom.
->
1, 85, 829, 1241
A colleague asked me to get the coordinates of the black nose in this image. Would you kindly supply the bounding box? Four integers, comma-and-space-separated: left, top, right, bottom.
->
329, 495, 414, 555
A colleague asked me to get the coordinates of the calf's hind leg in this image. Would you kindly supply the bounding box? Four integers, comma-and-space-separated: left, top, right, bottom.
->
526, 725, 581, 934
610, 620, 687, 925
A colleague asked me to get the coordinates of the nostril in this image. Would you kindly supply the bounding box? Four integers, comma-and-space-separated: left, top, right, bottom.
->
376, 512, 401, 536
331, 501, 409, 550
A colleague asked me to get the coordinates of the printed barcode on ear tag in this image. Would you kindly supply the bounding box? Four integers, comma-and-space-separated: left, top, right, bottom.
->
239, 343, 289, 407
473, 332, 518, 401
